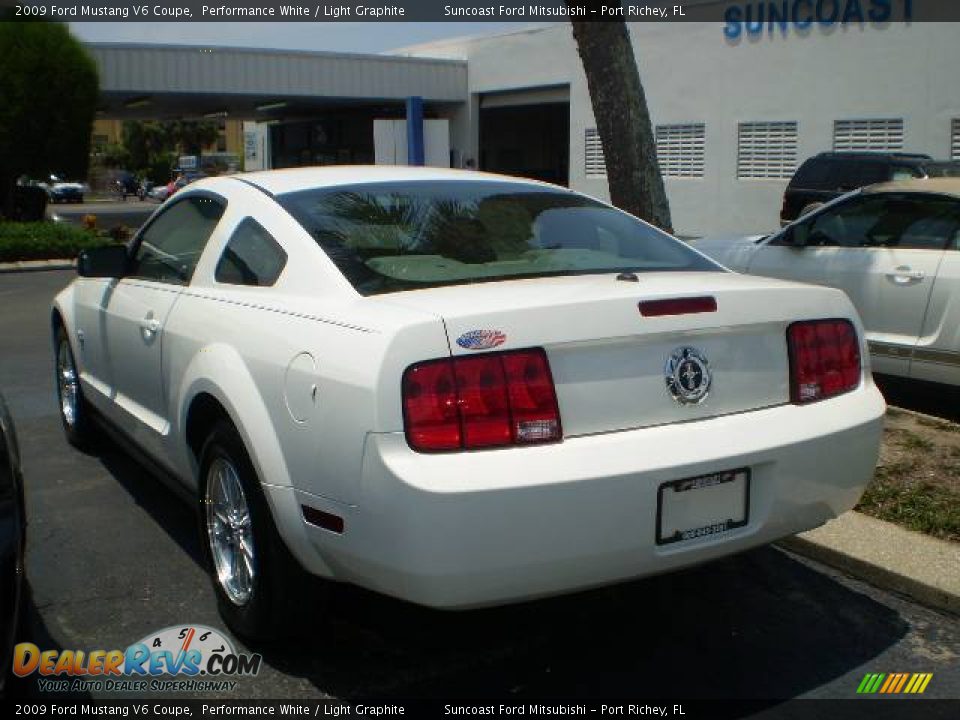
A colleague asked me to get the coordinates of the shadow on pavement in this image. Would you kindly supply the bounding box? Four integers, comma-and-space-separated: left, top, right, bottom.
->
95, 442, 205, 566
88, 435, 911, 702
5, 580, 92, 699
262, 548, 910, 701
875, 374, 960, 423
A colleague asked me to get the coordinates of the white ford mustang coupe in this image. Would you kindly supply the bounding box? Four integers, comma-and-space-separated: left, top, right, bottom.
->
52, 167, 885, 638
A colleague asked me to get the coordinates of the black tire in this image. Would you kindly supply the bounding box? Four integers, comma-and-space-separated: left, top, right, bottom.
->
198, 420, 312, 641
54, 324, 95, 449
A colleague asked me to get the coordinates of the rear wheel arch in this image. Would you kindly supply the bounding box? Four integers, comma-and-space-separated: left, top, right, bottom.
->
176, 347, 293, 490
185, 392, 233, 463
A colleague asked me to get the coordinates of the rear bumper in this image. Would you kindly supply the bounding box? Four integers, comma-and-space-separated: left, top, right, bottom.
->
275, 383, 885, 609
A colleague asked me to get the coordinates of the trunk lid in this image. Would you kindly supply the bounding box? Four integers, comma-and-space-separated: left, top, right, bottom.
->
379, 272, 851, 437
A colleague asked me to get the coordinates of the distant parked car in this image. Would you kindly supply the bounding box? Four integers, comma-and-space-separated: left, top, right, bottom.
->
0, 392, 25, 694
44, 175, 85, 204
780, 152, 960, 226
148, 172, 205, 202
52, 166, 884, 639
696, 178, 960, 387
147, 183, 172, 202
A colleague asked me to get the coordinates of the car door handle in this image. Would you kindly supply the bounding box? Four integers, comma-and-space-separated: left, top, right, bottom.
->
140, 317, 162, 335
886, 267, 925, 283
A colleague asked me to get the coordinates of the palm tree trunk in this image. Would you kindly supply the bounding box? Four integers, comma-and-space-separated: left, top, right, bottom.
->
569, 20, 673, 233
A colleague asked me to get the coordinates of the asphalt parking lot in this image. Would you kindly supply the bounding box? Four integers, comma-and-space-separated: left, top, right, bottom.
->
1, 269, 959, 702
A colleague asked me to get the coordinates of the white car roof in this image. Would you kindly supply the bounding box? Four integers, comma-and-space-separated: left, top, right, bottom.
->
221, 165, 559, 197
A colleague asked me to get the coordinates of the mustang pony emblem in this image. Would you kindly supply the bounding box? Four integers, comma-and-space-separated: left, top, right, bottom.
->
665, 347, 712, 404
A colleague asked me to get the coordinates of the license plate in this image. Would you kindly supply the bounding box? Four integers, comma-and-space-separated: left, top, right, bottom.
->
656, 468, 750, 545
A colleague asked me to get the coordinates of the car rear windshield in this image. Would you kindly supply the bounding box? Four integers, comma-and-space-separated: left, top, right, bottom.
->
277, 180, 719, 295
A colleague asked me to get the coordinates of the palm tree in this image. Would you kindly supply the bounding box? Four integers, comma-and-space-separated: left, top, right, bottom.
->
568, 19, 673, 233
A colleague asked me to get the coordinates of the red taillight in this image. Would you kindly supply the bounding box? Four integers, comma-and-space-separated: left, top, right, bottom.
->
787, 319, 861, 404
454, 355, 512, 448
402, 348, 561, 452
401, 359, 461, 451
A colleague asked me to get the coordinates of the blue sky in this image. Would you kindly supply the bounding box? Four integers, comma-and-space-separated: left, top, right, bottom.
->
69, 22, 552, 53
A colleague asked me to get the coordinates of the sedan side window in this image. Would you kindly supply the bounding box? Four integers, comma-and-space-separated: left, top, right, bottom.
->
128, 195, 226, 285
215, 218, 288, 287
777, 195, 960, 250
775, 197, 883, 248
895, 198, 960, 250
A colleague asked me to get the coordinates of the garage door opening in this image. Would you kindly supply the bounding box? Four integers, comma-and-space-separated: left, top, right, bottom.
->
479, 93, 569, 186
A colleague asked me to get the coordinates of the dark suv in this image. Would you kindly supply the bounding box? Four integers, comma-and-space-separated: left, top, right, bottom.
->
780, 152, 960, 226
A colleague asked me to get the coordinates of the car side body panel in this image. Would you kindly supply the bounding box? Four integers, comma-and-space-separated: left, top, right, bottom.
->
912, 248, 960, 383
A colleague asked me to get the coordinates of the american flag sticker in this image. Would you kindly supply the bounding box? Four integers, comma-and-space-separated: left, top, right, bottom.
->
456, 330, 507, 350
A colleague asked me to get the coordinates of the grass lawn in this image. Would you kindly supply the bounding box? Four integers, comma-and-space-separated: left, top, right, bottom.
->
857, 407, 960, 542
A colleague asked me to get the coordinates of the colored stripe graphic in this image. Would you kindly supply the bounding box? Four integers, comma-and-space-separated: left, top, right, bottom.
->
893, 674, 910, 693
857, 672, 932, 694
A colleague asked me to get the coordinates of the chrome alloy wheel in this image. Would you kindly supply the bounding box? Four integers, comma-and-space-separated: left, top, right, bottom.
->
206, 458, 256, 606
57, 339, 79, 427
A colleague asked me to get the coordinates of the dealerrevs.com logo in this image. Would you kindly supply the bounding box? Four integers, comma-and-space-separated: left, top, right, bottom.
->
14, 624, 262, 693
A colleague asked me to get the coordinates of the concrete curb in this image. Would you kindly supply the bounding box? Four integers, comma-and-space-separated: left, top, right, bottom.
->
778, 511, 959, 616
887, 403, 960, 428
0, 259, 75, 274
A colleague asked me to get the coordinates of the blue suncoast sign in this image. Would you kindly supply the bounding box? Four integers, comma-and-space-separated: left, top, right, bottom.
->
723, 0, 915, 39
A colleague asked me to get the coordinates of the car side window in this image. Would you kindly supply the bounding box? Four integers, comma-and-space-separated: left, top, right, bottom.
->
851, 162, 889, 188
128, 195, 226, 285
781, 195, 960, 250
773, 197, 882, 248
215, 217, 288, 287
891, 164, 922, 181
894, 197, 960, 250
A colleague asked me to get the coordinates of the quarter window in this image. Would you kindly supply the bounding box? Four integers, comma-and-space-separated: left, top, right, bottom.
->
128, 195, 226, 285
215, 217, 288, 287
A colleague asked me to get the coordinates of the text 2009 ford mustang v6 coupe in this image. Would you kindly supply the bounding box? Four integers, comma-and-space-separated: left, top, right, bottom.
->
52, 167, 885, 639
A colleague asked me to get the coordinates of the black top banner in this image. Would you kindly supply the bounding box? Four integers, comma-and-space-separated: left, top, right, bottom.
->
2, 700, 960, 720
0, 0, 953, 23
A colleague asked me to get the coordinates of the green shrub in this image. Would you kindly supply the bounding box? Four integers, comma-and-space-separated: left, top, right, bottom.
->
0, 221, 115, 262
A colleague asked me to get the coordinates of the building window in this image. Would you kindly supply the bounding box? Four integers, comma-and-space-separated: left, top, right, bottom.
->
737, 121, 798, 179
833, 118, 904, 152
585, 128, 606, 177
952, 118, 960, 161
656, 123, 705, 178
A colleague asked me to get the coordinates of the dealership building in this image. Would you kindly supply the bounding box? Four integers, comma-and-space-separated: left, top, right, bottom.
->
88, 10, 960, 235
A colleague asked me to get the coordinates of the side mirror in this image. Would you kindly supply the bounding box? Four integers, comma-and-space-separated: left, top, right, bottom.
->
78, 245, 128, 278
